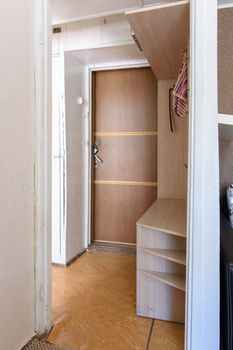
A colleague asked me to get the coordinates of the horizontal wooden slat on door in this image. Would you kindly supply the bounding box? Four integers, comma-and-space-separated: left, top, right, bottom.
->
94, 184, 157, 244
94, 180, 157, 187
94, 131, 158, 137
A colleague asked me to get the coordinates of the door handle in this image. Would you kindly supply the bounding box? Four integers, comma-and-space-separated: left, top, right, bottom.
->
92, 142, 103, 168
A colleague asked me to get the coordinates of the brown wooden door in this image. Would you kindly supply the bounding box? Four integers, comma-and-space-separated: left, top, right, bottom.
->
92, 68, 157, 244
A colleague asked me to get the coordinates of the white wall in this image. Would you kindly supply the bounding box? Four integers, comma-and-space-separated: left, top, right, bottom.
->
55, 14, 133, 52
0, 0, 35, 349
52, 14, 142, 264
65, 52, 86, 263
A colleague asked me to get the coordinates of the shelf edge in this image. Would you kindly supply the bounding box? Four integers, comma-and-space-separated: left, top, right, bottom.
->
140, 247, 186, 265
218, 113, 233, 125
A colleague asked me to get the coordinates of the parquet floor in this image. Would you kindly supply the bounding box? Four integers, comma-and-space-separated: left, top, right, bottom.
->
48, 252, 184, 350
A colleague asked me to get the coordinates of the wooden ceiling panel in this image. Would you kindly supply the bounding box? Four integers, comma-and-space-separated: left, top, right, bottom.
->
126, 1, 189, 80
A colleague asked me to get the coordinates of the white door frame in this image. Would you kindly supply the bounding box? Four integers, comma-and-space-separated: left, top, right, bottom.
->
185, 0, 219, 349
34, 0, 52, 334
35, 1, 220, 348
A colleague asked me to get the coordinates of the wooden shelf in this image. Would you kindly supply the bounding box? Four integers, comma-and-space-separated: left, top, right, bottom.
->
137, 198, 187, 238
140, 270, 186, 292
140, 247, 186, 265
126, 1, 189, 80
218, 113, 233, 141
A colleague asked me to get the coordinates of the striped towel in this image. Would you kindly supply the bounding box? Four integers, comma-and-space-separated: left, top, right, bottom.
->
172, 56, 188, 117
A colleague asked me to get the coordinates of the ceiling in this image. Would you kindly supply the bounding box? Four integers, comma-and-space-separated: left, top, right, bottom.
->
51, 0, 180, 24
51, 0, 232, 25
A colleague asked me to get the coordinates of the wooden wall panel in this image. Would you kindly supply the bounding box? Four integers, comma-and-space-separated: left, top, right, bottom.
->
157, 80, 188, 199
218, 8, 233, 116
95, 135, 157, 182
94, 185, 157, 244
94, 68, 157, 132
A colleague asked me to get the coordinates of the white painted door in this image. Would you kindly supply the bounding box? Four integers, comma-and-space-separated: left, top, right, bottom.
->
64, 52, 86, 263
52, 54, 65, 264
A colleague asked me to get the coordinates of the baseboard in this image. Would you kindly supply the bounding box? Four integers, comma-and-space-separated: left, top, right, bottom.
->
52, 249, 86, 268
66, 249, 86, 267
87, 241, 136, 256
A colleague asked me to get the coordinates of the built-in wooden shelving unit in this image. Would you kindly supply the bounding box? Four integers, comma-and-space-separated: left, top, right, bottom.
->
218, 113, 233, 141
137, 199, 186, 323
126, 1, 189, 80
127, 0, 189, 326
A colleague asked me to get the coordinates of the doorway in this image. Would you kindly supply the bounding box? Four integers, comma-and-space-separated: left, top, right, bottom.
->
34, 2, 221, 350
48, 63, 187, 349
92, 67, 157, 244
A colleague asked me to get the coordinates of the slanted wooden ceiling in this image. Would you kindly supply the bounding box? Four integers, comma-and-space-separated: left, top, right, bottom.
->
126, 1, 189, 80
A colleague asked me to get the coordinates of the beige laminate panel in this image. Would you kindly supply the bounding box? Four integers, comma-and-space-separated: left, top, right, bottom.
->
137, 272, 185, 323
137, 226, 186, 251
94, 185, 157, 244
138, 245, 185, 276
137, 198, 187, 238
157, 80, 188, 199
218, 8, 233, 115
126, 1, 189, 80
94, 135, 157, 182
94, 68, 157, 132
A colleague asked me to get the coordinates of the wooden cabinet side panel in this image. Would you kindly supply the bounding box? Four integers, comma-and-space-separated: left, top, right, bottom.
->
157, 80, 188, 199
